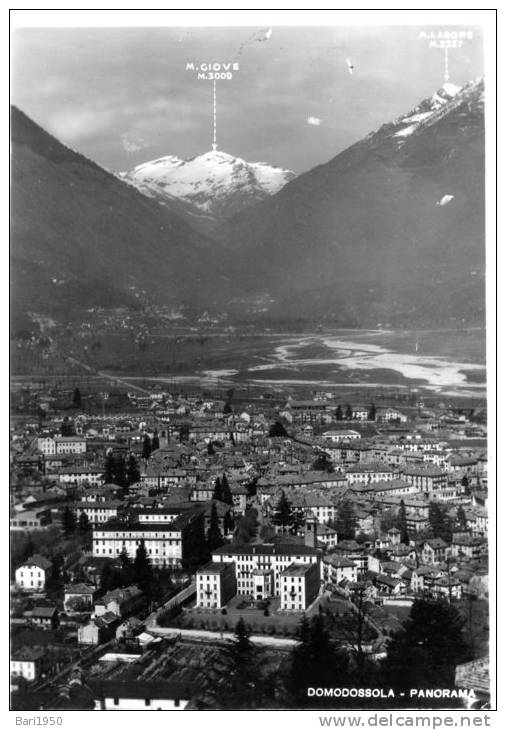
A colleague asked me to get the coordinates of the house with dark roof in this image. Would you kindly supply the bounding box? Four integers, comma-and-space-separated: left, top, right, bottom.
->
30, 606, 59, 629
11, 646, 46, 683
78, 612, 119, 645
420, 538, 449, 565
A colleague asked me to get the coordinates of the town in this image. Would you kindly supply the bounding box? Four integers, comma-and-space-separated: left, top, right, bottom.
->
10, 381, 489, 710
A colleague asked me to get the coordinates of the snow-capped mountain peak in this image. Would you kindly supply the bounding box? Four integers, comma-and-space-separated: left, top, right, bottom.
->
392, 79, 482, 142
120, 149, 295, 229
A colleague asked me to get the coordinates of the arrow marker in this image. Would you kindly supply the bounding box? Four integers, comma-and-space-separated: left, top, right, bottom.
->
212, 79, 217, 151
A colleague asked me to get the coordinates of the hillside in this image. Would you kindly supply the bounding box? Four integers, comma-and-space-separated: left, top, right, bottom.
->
10, 106, 226, 320
217, 80, 486, 327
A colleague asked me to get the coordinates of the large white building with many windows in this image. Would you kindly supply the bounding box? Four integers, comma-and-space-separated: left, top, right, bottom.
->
92, 512, 202, 567
211, 520, 322, 600
279, 561, 320, 611
196, 561, 236, 608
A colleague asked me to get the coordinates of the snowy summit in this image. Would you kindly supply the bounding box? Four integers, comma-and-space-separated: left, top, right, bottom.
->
392, 80, 483, 141
120, 149, 295, 228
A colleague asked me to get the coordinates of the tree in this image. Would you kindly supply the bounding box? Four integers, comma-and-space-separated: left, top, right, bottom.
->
99, 562, 122, 593
207, 502, 225, 552
382, 598, 472, 707
312, 451, 334, 472
224, 510, 235, 536
151, 429, 160, 451
398, 500, 410, 545
209, 618, 271, 708
212, 477, 223, 502
119, 548, 135, 586
104, 452, 115, 484
65, 596, 89, 613
271, 491, 292, 532
456, 505, 468, 531
335, 405, 343, 421
233, 508, 259, 545
113, 453, 128, 489
461, 474, 470, 493
288, 614, 349, 707
221, 474, 233, 506
142, 434, 152, 460
72, 387, 81, 409
268, 421, 287, 437
133, 539, 153, 593
341, 582, 373, 684
428, 502, 452, 543
345, 404, 353, 420
126, 453, 140, 486
182, 514, 209, 570
46, 555, 64, 592
62, 506, 77, 535
334, 500, 357, 540
78, 511, 90, 534
60, 416, 75, 436
368, 403, 376, 421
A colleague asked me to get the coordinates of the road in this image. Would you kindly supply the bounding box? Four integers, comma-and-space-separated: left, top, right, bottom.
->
149, 625, 297, 648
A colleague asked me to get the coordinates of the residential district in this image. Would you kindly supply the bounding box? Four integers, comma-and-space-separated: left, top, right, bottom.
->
9, 384, 490, 710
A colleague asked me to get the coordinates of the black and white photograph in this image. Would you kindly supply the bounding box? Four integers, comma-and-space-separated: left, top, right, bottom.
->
8, 8, 496, 717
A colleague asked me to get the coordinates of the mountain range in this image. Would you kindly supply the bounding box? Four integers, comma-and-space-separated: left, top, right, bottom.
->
10, 79, 486, 329
216, 79, 486, 326
120, 150, 294, 233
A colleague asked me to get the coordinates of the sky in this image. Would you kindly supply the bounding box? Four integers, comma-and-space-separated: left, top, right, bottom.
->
11, 25, 483, 174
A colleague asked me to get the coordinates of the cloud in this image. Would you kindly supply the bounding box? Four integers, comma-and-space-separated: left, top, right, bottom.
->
47, 107, 115, 143
307, 116, 323, 126
121, 132, 151, 154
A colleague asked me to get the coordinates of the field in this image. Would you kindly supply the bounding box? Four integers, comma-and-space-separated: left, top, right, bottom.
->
11, 324, 487, 400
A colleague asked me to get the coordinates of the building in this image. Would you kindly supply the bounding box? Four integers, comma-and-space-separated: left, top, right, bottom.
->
10, 508, 51, 531
420, 538, 449, 565
15, 554, 53, 592
64, 583, 96, 613
373, 480, 419, 499
279, 562, 320, 610
376, 408, 407, 423
196, 561, 237, 608
95, 586, 144, 618
78, 613, 119, 645
11, 647, 46, 683
90, 680, 190, 710
346, 464, 397, 485
37, 435, 87, 456
322, 430, 361, 443
30, 606, 59, 629
55, 466, 104, 486
433, 576, 463, 601
76, 501, 125, 526
401, 466, 448, 493
211, 521, 321, 598
322, 554, 358, 587
92, 512, 203, 567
